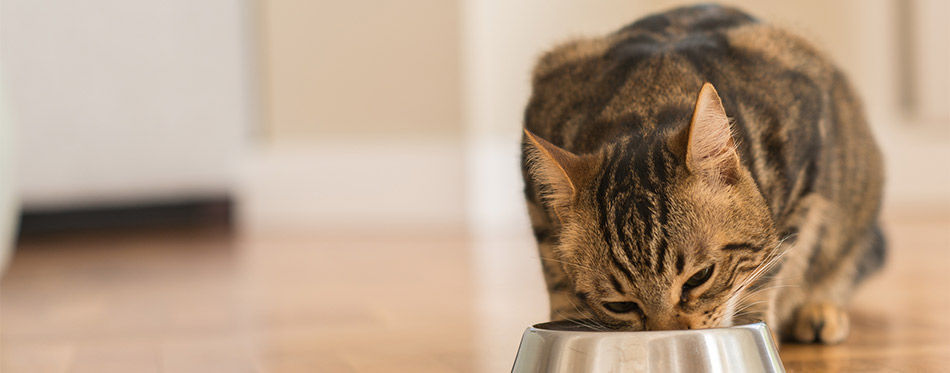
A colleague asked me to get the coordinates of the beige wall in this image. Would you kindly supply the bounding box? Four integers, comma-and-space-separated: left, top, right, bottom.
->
261, 0, 945, 140
260, 0, 461, 141
908, 0, 950, 123
461, 0, 645, 139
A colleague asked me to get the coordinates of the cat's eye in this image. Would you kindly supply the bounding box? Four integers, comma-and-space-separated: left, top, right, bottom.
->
684, 266, 714, 289
603, 301, 641, 314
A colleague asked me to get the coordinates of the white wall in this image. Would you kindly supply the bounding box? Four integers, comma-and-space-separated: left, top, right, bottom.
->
237, 139, 467, 231
0, 65, 15, 272
1, 0, 254, 209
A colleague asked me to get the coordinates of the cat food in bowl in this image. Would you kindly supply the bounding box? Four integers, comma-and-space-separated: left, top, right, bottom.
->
511, 319, 783, 373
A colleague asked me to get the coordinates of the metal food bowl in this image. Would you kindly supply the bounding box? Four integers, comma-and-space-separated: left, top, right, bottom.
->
511, 319, 783, 372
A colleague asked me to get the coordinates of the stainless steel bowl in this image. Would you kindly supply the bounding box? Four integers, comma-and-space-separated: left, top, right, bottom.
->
511, 319, 783, 372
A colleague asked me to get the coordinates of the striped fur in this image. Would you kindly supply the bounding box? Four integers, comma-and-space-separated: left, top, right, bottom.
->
521, 5, 885, 344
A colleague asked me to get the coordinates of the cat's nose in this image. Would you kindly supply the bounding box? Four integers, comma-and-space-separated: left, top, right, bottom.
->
646, 316, 690, 331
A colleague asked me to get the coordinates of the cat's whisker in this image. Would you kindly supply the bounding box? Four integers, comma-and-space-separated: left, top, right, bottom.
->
738, 277, 796, 296
731, 277, 799, 307
552, 309, 604, 331
732, 305, 767, 315
558, 313, 605, 333
730, 300, 768, 316
733, 288, 794, 308
564, 297, 612, 332
728, 295, 778, 321
552, 307, 603, 331
729, 282, 801, 322
752, 234, 796, 274
731, 310, 766, 320
550, 295, 608, 332
735, 284, 799, 302
726, 235, 800, 320
734, 234, 798, 293
731, 302, 772, 317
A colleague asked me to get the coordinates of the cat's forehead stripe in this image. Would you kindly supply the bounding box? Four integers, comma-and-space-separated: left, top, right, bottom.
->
721, 243, 760, 252
608, 274, 625, 293
594, 147, 640, 285
592, 138, 685, 277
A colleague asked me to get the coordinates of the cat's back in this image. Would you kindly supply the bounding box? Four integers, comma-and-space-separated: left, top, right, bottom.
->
524, 4, 837, 154
613, 3, 757, 42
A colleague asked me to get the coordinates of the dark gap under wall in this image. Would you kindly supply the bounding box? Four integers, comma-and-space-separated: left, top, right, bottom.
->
17, 197, 232, 236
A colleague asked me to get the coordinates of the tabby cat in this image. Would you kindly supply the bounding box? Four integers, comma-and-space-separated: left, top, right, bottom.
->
521, 4, 885, 344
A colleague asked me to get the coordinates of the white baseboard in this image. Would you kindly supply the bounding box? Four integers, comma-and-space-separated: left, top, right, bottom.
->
237, 139, 468, 231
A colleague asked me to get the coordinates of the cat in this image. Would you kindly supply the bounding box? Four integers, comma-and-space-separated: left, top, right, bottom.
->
520, 4, 885, 344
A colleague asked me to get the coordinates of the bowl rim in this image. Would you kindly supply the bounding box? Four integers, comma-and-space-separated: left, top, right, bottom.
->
529, 317, 765, 334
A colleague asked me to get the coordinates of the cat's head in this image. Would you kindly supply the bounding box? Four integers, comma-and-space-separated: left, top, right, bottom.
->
524, 83, 779, 330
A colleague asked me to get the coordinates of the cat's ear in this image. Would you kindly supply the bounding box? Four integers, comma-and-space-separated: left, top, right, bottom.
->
523, 129, 596, 218
684, 83, 741, 185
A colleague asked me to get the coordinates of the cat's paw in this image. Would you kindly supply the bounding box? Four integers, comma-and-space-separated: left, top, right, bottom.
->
791, 302, 850, 344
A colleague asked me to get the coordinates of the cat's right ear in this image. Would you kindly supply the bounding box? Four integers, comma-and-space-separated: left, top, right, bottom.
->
523, 129, 597, 219
680, 83, 742, 185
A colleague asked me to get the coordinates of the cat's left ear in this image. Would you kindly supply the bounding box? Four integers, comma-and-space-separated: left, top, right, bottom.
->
523, 129, 598, 219
683, 83, 741, 185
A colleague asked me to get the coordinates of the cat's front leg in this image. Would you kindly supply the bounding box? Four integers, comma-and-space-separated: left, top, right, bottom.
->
778, 218, 885, 344
791, 301, 850, 343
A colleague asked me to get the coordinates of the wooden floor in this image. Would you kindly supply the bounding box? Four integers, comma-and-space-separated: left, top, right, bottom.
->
1, 207, 948, 372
